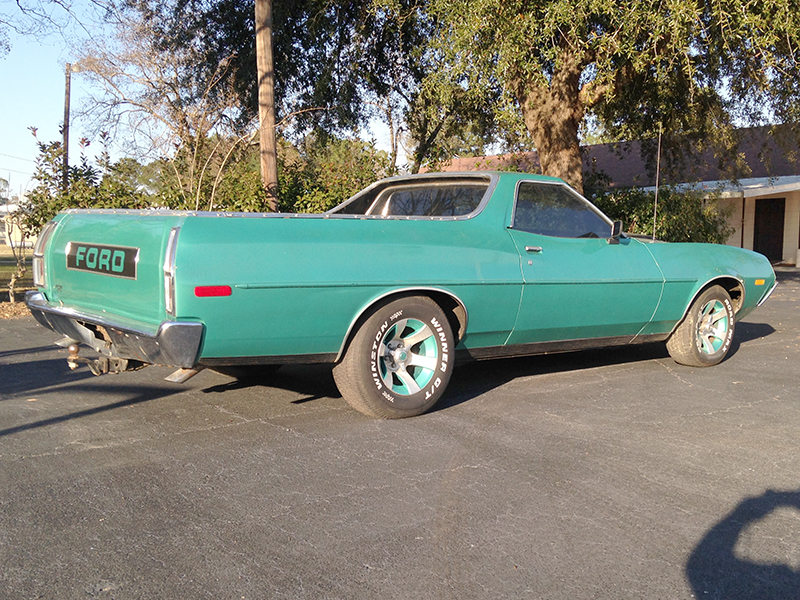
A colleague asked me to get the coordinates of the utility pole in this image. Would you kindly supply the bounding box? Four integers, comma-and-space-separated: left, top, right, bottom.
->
255, 0, 279, 212
63, 62, 72, 193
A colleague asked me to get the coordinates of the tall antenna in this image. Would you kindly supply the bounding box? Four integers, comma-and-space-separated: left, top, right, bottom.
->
653, 123, 662, 241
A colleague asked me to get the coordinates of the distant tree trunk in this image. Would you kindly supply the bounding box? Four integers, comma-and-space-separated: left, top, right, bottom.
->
384, 102, 398, 174
410, 116, 445, 174
255, 0, 278, 211
6, 216, 27, 304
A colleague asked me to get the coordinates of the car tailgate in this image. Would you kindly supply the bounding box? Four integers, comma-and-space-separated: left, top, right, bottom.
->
40, 210, 186, 327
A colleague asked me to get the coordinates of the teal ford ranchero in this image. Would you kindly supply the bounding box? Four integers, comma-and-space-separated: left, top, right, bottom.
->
26, 172, 777, 418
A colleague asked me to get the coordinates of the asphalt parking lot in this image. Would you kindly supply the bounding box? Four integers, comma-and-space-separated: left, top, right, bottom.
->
1, 270, 799, 600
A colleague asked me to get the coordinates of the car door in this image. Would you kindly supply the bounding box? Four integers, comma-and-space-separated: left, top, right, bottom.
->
505, 180, 664, 345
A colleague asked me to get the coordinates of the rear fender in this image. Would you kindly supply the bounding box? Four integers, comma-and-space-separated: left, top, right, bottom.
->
336, 288, 468, 361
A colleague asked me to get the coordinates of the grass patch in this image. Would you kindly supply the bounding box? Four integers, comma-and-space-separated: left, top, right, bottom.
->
0, 260, 34, 292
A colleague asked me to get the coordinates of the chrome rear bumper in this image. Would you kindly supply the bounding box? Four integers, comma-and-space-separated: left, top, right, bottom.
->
25, 291, 204, 368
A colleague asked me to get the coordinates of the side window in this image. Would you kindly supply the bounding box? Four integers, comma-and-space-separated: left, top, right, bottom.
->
331, 180, 489, 216
379, 184, 486, 217
513, 182, 611, 238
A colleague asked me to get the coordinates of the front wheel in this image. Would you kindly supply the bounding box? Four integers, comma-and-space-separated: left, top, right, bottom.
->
333, 296, 454, 418
666, 285, 735, 367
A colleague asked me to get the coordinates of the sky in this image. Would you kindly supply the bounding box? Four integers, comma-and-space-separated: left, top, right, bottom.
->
0, 27, 97, 199
0, 2, 397, 202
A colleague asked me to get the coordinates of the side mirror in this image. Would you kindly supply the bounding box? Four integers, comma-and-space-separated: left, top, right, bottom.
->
608, 220, 623, 244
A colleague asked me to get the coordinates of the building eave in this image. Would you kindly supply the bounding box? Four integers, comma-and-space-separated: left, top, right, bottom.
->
640, 175, 800, 199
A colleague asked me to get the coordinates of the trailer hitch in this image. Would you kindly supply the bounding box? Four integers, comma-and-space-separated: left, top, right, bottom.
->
67, 344, 137, 376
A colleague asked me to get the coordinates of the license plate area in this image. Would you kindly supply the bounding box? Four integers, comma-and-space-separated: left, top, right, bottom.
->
66, 242, 139, 280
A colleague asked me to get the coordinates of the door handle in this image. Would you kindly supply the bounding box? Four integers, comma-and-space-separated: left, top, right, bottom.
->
525, 246, 543, 253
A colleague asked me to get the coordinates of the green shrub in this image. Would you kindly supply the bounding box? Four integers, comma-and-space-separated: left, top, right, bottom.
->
592, 186, 734, 244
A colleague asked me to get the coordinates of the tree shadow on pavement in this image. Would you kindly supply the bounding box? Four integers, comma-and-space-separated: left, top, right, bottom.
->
0, 345, 61, 359
0, 358, 94, 396
0, 384, 185, 438
686, 489, 800, 600
776, 269, 800, 285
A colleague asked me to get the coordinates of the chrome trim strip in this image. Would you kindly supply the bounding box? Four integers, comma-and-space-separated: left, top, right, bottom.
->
63, 209, 494, 221
757, 280, 778, 307
164, 227, 180, 316
32, 220, 58, 287
61, 173, 502, 222
457, 333, 671, 362
235, 280, 520, 290
200, 353, 337, 367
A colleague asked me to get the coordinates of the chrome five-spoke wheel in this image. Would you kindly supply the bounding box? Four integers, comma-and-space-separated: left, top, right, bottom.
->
378, 318, 439, 395
696, 298, 731, 355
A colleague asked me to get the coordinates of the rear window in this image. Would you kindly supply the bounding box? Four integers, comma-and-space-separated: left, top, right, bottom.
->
331, 179, 490, 217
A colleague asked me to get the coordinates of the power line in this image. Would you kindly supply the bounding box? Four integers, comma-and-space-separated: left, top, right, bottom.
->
0, 152, 35, 163
0, 167, 34, 176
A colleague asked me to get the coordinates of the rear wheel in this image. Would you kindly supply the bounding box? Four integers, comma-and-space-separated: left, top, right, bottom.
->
666, 285, 735, 367
333, 296, 454, 418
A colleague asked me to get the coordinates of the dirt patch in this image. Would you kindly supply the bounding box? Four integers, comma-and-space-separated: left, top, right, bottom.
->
0, 301, 31, 319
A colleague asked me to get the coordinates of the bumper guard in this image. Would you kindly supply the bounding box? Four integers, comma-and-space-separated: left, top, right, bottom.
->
25, 291, 204, 368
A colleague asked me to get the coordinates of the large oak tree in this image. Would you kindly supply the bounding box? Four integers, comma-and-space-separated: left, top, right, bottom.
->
430, 0, 800, 193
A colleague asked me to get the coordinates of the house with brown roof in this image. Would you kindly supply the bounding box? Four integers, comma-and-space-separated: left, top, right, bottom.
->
435, 126, 800, 265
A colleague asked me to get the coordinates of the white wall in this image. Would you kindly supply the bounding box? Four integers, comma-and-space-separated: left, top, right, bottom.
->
784, 193, 800, 264
719, 197, 745, 248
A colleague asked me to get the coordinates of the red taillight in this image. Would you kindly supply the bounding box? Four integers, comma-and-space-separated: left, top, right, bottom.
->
194, 285, 232, 297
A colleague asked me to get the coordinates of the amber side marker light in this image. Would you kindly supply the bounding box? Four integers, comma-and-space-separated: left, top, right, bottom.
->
195, 285, 232, 297
755, 279, 766, 286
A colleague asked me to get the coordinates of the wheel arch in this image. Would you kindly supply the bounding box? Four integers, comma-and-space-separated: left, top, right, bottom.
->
697, 276, 745, 313
670, 276, 744, 337
335, 288, 468, 362
715, 277, 745, 313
